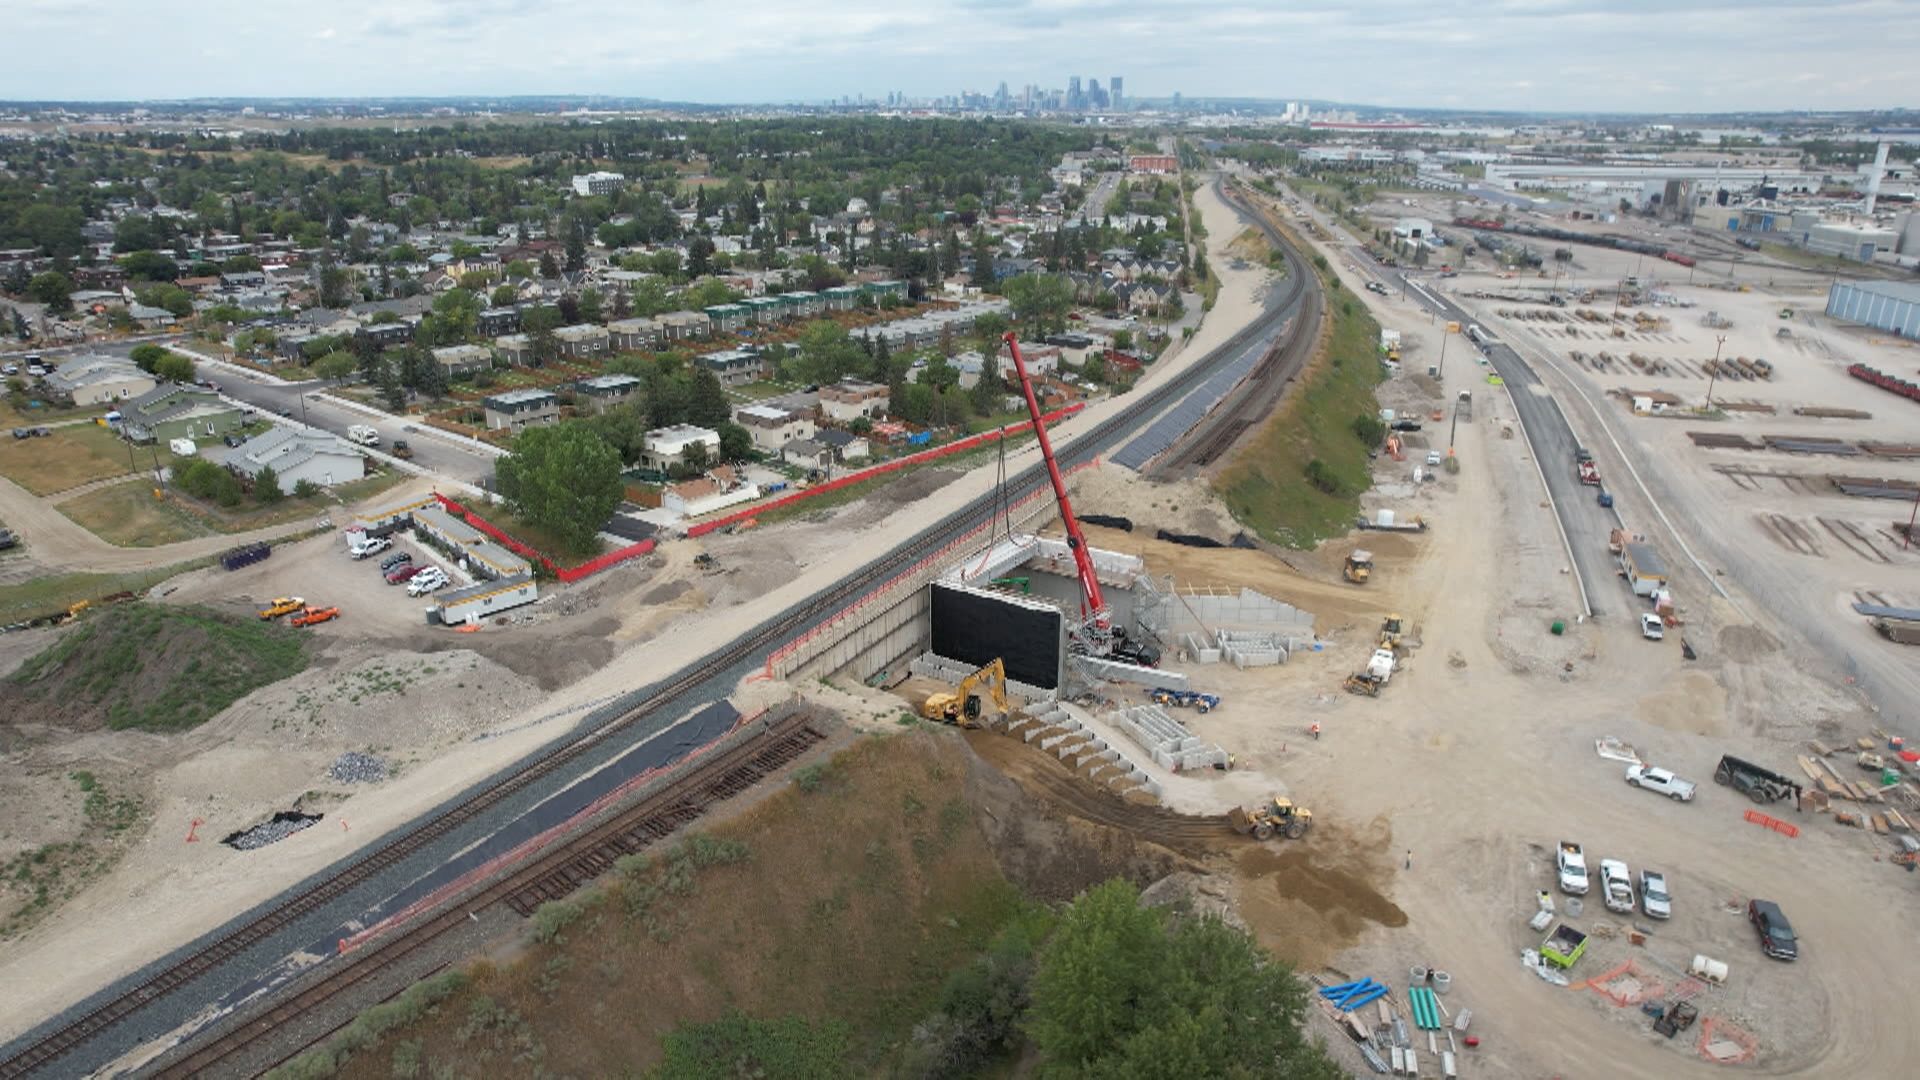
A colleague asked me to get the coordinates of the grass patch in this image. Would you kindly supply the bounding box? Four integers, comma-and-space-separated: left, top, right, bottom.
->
0, 425, 135, 496
0, 559, 212, 625
7, 602, 311, 732
488, 508, 604, 562
58, 481, 216, 547
1215, 240, 1385, 548
0, 770, 148, 939
0, 398, 100, 427
728, 380, 797, 401
302, 732, 1036, 1079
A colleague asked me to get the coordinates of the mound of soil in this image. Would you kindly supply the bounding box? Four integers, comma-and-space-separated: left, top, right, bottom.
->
2, 603, 311, 733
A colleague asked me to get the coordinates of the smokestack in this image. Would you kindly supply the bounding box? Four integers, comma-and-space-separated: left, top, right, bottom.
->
1866, 141, 1890, 216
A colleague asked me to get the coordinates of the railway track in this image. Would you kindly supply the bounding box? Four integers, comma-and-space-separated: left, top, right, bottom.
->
1153, 183, 1321, 474
148, 713, 826, 1080
0, 173, 1318, 1080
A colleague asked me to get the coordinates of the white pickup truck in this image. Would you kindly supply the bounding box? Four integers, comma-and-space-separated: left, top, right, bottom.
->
1556, 841, 1589, 895
1599, 859, 1635, 914
346, 424, 381, 447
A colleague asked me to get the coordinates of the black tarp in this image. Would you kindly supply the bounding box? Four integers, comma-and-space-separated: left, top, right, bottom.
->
930, 584, 1062, 690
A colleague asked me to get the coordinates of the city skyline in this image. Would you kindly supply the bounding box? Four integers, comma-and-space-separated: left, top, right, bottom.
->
4, 1, 1918, 111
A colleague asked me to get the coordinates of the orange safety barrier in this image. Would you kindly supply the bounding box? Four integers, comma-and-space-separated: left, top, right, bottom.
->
685, 403, 1086, 539
1742, 809, 1799, 838
433, 494, 659, 583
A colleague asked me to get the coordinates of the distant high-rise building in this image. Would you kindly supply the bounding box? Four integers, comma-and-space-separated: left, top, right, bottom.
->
1110, 77, 1123, 111
995, 81, 1010, 107
1068, 76, 1082, 110
1172, 91, 1183, 109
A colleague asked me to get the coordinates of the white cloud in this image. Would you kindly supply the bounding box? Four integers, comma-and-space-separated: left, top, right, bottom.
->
2, 0, 1916, 110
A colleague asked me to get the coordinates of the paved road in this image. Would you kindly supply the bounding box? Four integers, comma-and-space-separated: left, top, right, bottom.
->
1397, 277, 1622, 618
80, 342, 500, 489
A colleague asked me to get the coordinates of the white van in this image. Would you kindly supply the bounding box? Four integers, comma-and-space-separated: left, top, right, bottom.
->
346, 425, 381, 447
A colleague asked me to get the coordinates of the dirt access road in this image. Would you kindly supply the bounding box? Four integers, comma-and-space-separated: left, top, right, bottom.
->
0, 473, 330, 574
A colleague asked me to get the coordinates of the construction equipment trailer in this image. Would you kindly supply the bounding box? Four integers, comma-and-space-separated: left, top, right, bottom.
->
1713, 755, 1801, 805
1004, 333, 1159, 667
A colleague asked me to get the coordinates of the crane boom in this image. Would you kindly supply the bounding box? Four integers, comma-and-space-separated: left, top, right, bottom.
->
1002, 332, 1107, 629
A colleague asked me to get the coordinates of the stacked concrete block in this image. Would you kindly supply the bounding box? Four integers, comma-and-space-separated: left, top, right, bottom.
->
1108, 704, 1230, 773
1074, 654, 1186, 689
1217, 629, 1287, 668
909, 652, 1054, 702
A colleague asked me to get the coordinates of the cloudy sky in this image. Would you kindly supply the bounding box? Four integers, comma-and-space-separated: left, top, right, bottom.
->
7, 0, 1917, 112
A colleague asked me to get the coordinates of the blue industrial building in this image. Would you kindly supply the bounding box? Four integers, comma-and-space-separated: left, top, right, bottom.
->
1826, 280, 1920, 340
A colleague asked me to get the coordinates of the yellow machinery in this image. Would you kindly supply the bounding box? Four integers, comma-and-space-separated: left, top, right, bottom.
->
921, 659, 1010, 729
259, 596, 307, 620
1379, 613, 1405, 649
1343, 550, 1373, 584
1229, 796, 1314, 841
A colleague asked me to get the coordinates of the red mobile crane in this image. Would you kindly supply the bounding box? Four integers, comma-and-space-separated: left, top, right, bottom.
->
1002, 332, 1159, 667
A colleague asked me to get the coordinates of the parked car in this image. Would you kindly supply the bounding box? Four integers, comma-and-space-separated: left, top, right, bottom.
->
223, 434, 245, 448
274, 405, 294, 417
1639, 613, 1665, 641
1, 364, 17, 376
9, 428, 28, 440
379, 551, 412, 572
1598, 859, 1635, 914
350, 536, 391, 559
1748, 899, 1797, 960
1625, 763, 1695, 801
1639, 869, 1671, 920
1425, 450, 1442, 467
406, 567, 450, 596
0, 528, 17, 551
385, 562, 424, 585
26, 365, 47, 377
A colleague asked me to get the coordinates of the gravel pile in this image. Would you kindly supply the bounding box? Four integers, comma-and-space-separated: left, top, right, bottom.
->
328, 751, 390, 784
222, 811, 323, 851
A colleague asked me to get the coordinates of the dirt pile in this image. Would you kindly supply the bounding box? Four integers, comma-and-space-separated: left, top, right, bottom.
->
1, 603, 310, 734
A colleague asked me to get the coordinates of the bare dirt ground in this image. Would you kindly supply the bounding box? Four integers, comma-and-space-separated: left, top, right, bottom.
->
884, 210, 1920, 1077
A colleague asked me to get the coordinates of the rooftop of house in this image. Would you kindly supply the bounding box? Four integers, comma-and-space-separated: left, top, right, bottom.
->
217, 427, 360, 476
484, 388, 558, 408
645, 423, 720, 450
577, 374, 642, 393
736, 403, 798, 423
816, 428, 864, 448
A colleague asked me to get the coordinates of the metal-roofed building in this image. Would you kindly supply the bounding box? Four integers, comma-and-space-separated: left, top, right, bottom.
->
482, 388, 560, 431
1827, 280, 1920, 340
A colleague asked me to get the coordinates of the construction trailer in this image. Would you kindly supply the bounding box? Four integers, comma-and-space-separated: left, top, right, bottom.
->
1620, 542, 1669, 597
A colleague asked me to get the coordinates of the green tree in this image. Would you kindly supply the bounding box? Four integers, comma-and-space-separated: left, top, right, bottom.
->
718, 421, 753, 461
28, 271, 73, 312
153, 352, 196, 384
253, 464, 286, 504
632, 277, 673, 317
794, 320, 862, 385
129, 343, 169, 373
682, 278, 738, 310
688, 368, 730, 427
432, 288, 482, 342
969, 348, 1002, 415
1002, 273, 1072, 336
118, 250, 179, 282
491, 283, 518, 307
496, 423, 623, 555
1027, 880, 1340, 1078
312, 350, 358, 382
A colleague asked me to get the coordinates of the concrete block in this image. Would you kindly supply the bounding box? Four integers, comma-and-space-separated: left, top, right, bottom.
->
1039, 733, 1070, 751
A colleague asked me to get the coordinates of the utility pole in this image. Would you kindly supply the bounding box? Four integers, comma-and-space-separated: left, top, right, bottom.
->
1704, 334, 1726, 411
1905, 484, 1919, 551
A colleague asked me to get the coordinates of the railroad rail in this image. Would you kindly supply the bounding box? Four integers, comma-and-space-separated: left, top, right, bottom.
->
1153, 182, 1320, 473
149, 713, 826, 1079
0, 175, 1318, 1080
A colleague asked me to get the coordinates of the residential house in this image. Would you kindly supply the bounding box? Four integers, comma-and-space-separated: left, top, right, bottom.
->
119, 384, 246, 444
477, 307, 521, 337
818, 379, 889, 422
655, 310, 712, 341
695, 348, 766, 388
639, 424, 721, 472
217, 427, 365, 493
431, 344, 493, 378
705, 303, 749, 333
862, 280, 908, 304
574, 374, 643, 414
734, 403, 815, 453
492, 333, 534, 366
781, 438, 833, 470
1044, 332, 1106, 367
553, 323, 611, 359
661, 466, 760, 517
571, 171, 626, 197
126, 303, 177, 329
816, 428, 870, 463
42, 355, 155, 406
482, 388, 561, 431
949, 351, 986, 390
783, 291, 823, 318
357, 318, 416, 350
1011, 342, 1061, 374
820, 285, 861, 311
608, 317, 661, 352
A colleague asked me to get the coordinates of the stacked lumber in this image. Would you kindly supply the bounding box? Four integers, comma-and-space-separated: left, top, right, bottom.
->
1797, 754, 1886, 804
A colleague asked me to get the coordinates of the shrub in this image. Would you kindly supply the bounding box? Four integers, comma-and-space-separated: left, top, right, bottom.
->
1304, 458, 1340, 494
1350, 414, 1386, 446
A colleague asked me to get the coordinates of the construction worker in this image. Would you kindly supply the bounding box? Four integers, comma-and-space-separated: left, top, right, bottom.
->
1310, 721, 1321, 740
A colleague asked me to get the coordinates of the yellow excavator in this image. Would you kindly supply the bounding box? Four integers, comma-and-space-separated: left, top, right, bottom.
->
921, 659, 1011, 729
1379, 613, 1405, 649
1343, 550, 1373, 584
